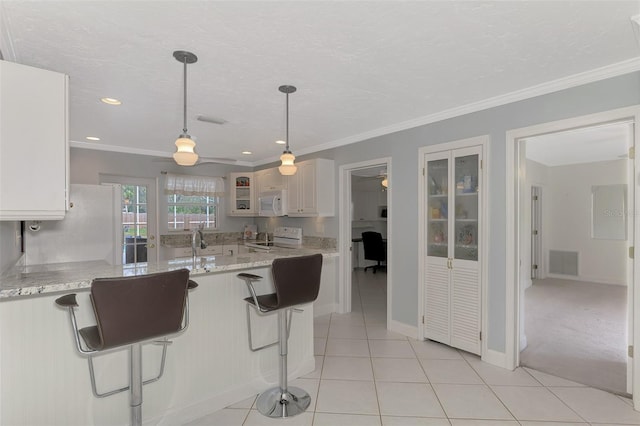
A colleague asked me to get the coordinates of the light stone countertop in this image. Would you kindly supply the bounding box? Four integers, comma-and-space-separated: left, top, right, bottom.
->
0, 246, 338, 300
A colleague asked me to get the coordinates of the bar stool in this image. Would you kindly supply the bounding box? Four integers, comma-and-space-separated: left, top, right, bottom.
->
55, 268, 198, 426
237, 253, 323, 418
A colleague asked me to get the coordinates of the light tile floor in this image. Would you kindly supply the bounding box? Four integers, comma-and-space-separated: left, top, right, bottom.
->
186, 270, 640, 425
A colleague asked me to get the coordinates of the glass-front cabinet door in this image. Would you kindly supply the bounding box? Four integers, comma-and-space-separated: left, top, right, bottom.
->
229, 172, 255, 216
425, 147, 481, 263
453, 153, 479, 262
426, 153, 450, 258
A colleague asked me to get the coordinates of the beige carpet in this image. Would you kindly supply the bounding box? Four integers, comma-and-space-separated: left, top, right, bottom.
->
520, 278, 628, 395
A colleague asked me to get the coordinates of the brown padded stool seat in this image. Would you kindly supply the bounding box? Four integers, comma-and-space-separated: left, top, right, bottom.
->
81, 269, 192, 351
242, 254, 323, 313
244, 293, 279, 312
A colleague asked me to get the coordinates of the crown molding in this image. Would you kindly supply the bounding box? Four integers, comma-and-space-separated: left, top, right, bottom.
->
77, 56, 640, 169
255, 57, 640, 166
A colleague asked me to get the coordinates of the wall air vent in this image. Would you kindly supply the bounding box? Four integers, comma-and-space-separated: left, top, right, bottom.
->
549, 250, 579, 276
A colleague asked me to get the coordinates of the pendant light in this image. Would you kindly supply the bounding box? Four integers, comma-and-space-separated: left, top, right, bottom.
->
278, 85, 297, 176
172, 50, 199, 166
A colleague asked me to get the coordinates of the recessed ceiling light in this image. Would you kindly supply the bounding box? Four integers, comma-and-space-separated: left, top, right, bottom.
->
242, 151, 252, 155
275, 140, 286, 145
86, 136, 100, 141
101, 97, 122, 105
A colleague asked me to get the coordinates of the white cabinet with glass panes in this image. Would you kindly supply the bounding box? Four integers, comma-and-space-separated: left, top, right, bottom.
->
228, 172, 255, 216
424, 144, 483, 355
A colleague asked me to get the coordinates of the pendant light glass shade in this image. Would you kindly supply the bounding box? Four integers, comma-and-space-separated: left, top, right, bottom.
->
279, 151, 297, 175
173, 136, 198, 166
278, 85, 297, 176
173, 51, 198, 166
381, 177, 388, 188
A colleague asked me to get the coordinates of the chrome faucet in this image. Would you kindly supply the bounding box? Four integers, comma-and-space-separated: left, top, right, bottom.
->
192, 225, 208, 266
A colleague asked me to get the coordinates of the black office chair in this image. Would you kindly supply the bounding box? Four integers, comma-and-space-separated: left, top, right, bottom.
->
362, 231, 386, 273
55, 269, 198, 426
237, 254, 323, 418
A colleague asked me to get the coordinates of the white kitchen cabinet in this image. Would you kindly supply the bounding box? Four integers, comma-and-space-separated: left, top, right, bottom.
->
286, 159, 335, 217
0, 60, 69, 220
424, 145, 483, 355
228, 172, 255, 216
255, 167, 286, 193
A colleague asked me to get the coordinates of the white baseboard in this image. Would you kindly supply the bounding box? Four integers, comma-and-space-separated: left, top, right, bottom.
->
546, 273, 625, 286
314, 303, 338, 318
520, 333, 528, 352
482, 348, 509, 370
389, 319, 419, 339
522, 278, 533, 290
149, 356, 315, 425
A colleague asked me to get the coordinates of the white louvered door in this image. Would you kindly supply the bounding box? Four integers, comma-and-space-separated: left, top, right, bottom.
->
424, 145, 482, 355
451, 261, 480, 354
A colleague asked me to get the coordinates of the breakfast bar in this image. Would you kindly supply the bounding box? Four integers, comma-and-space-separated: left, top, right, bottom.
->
0, 247, 338, 426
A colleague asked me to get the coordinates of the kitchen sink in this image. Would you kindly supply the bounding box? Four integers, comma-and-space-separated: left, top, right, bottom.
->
244, 241, 273, 250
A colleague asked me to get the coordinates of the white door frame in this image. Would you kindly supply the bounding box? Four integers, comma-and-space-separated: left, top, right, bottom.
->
338, 158, 392, 325
505, 105, 640, 406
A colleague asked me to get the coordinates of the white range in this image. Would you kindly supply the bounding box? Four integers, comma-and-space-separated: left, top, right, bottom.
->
244, 226, 302, 250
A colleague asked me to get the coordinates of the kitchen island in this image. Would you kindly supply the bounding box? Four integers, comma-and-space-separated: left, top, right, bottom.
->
0, 246, 338, 425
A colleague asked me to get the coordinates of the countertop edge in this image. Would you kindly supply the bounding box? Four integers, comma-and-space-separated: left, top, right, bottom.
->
1, 249, 338, 300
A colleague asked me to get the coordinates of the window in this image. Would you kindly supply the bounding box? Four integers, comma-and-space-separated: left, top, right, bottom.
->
164, 173, 225, 231
167, 194, 218, 230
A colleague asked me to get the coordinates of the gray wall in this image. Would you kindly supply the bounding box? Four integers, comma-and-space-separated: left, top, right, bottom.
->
340, 72, 640, 352
259, 72, 640, 353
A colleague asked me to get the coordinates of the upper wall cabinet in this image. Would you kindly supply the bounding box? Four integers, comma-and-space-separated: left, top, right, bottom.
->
286, 159, 335, 217
255, 167, 286, 193
228, 172, 255, 216
0, 61, 69, 220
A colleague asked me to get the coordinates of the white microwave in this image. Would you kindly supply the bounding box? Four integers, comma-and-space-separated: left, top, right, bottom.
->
258, 190, 288, 217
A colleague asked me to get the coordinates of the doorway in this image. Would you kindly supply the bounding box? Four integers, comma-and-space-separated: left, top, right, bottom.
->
338, 158, 392, 328
519, 122, 632, 395
505, 106, 640, 407
100, 175, 158, 264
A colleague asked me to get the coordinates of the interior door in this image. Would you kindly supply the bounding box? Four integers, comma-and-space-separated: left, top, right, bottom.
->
424, 151, 451, 345
450, 147, 482, 355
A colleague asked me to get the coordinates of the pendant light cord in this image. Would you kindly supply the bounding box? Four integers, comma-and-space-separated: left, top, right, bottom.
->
285, 91, 290, 152
182, 58, 188, 135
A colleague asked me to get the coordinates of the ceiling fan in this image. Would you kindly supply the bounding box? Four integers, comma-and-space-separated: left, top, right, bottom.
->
152, 155, 237, 166
357, 168, 388, 188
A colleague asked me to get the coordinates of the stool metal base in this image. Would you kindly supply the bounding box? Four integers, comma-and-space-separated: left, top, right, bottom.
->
256, 386, 311, 418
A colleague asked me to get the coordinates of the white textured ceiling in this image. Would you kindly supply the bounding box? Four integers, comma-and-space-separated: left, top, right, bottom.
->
525, 121, 632, 167
1, 1, 639, 166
